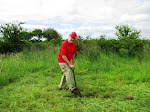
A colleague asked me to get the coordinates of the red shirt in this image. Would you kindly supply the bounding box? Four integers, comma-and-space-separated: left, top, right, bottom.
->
58, 40, 76, 63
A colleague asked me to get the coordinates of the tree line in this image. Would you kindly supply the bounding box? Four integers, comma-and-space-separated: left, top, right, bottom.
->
0, 22, 150, 61
75, 25, 149, 62
0, 22, 62, 53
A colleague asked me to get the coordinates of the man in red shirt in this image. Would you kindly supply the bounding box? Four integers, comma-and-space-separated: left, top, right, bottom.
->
58, 32, 77, 92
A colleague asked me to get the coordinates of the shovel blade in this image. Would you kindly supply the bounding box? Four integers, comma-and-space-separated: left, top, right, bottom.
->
72, 87, 82, 97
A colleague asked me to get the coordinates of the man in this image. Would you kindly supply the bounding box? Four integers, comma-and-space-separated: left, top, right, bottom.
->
58, 32, 77, 92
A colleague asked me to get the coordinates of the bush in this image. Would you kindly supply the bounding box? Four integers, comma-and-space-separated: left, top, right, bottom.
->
75, 35, 84, 54
43, 28, 62, 41
0, 22, 25, 53
118, 48, 128, 57
23, 41, 48, 51
86, 44, 100, 62
115, 25, 144, 57
49, 38, 62, 46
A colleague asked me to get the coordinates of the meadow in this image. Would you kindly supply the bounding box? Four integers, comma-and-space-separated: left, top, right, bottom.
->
0, 48, 150, 112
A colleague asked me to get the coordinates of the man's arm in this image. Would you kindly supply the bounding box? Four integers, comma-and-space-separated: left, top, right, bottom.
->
62, 55, 74, 69
62, 55, 71, 66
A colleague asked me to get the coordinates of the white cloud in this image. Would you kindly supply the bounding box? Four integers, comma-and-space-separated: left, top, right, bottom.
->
120, 14, 148, 22
57, 25, 115, 39
22, 24, 48, 31
0, 0, 75, 21
0, 0, 150, 38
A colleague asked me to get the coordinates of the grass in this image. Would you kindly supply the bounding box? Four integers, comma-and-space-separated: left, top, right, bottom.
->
0, 48, 150, 112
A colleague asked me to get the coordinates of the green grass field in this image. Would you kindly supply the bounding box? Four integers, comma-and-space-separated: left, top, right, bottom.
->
0, 48, 150, 112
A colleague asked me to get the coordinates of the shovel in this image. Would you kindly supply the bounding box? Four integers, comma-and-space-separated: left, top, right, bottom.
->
71, 69, 82, 97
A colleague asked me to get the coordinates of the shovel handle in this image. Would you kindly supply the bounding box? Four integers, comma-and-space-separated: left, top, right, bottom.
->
71, 69, 77, 87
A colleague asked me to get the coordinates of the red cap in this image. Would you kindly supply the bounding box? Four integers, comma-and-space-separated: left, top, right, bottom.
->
70, 32, 77, 39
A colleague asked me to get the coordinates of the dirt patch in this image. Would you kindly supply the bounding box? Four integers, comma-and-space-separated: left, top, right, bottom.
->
103, 95, 111, 99
84, 93, 98, 98
125, 96, 134, 100
64, 93, 98, 98
64, 95, 75, 98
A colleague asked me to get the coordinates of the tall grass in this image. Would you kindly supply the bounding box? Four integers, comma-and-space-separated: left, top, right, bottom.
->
0, 48, 150, 111
0, 47, 150, 88
76, 49, 150, 83
0, 48, 60, 88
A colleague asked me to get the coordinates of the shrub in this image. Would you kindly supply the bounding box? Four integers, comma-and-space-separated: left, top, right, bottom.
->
0, 22, 25, 53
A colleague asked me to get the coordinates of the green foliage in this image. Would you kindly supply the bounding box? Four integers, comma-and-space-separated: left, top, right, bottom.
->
43, 28, 62, 41
49, 38, 62, 46
21, 31, 33, 41
85, 35, 92, 40
144, 40, 150, 55
0, 22, 25, 53
0, 22, 149, 62
75, 35, 84, 53
97, 37, 110, 54
97, 38, 120, 54
115, 25, 144, 57
0, 22, 64, 53
118, 48, 128, 57
115, 25, 141, 40
32, 29, 43, 41
87, 44, 100, 62
23, 41, 48, 51
31, 42, 48, 50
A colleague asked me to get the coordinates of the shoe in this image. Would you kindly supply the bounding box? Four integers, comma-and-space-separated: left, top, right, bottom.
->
58, 87, 62, 90
70, 87, 75, 93
58, 86, 67, 90
58, 86, 63, 90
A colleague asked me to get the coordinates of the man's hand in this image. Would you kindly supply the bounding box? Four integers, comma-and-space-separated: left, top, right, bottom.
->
69, 64, 74, 70
62, 55, 75, 70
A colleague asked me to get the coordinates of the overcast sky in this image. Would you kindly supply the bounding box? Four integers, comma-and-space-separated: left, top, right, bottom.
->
0, 0, 150, 39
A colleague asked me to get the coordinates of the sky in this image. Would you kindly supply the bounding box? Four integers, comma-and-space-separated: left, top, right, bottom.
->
0, 0, 150, 39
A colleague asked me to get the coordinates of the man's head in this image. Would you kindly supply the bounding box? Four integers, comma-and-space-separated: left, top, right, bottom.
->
68, 32, 77, 43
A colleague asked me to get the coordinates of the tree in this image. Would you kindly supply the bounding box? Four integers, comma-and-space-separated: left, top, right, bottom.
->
115, 25, 144, 57
99, 35, 106, 39
32, 29, 43, 41
21, 31, 33, 41
0, 22, 25, 53
115, 25, 141, 40
43, 28, 62, 41
75, 35, 84, 53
